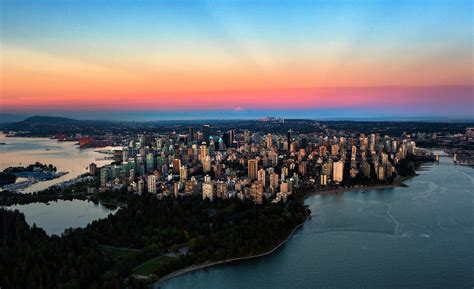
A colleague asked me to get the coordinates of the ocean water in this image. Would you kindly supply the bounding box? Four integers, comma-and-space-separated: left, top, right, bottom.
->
160, 156, 474, 289
0, 132, 113, 193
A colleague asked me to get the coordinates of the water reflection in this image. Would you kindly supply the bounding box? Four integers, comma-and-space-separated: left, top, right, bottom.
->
0, 133, 114, 193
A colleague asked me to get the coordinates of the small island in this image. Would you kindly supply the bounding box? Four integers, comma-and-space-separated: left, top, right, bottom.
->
0, 162, 67, 192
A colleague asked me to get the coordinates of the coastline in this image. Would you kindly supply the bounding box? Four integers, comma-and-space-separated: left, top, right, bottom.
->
153, 217, 308, 286
151, 181, 410, 287
310, 183, 402, 197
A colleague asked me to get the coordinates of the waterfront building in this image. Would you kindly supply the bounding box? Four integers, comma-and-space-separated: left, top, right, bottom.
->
100, 167, 109, 188
89, 163, 97, 176
333, 160, 344, 183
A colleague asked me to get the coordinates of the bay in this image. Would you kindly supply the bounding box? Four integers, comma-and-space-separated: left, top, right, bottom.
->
160, 155, 474, 289
0, 132, 113, 193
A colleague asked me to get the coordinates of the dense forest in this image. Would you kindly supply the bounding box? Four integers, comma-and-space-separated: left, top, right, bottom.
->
0, 194, 309, 289
0, 209, 128, 289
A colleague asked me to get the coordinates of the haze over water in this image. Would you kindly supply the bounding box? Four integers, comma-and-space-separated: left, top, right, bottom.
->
161, 155, 474, 289
0, 133, 113, 193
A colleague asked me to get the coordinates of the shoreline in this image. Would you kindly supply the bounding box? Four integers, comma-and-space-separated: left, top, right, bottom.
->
151, 181, 412, 287
153, 218, 308, 286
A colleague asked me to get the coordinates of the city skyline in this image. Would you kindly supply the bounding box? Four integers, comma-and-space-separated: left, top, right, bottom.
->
1, 0, 472, 117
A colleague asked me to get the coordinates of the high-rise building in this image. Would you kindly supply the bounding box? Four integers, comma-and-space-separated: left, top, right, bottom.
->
200, 142, 207, 161
331, 144, 339, 156
179, 166, 188, 181
89, 163, 97, 176
257, 168, 266, 187
320, 174, 328, 186
202, 181, 214, 200
146, 153, 155, 173
269, 172, 279, 189
287, 129, 292, 149
137, 178, 144, 194
188, 127, 194, 142
251, 181, 264, 204
216, 181, 228, 199
122, 148, 129, 163
100, 167, 109, 187
172, 158, 181, 174
243, 129, 250, 144
223, 130, 235, 148
363, 162, 371, 178
147, 175, 157, 193
408, 141, 417, 155
248, 159, 258, 180
203, 124, 210, 143
333, 160, 344, 183
265, 133, 273, 148
298, 161, 307, 176
351, 145, 357, 160
377, 164, 385, 181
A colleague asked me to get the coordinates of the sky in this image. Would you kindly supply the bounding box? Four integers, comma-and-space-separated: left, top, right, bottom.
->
0, 0, 473, 120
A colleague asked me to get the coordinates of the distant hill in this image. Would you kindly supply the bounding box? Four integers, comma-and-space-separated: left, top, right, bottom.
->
19, 115, 80, 124
1, 115, 87, 136
0, 115, 127, 137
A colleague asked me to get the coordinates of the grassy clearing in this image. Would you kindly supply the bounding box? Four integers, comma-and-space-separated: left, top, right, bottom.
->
132, 255, 176, 276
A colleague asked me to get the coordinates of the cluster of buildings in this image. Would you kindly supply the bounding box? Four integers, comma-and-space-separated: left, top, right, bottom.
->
92, 124, 422, 204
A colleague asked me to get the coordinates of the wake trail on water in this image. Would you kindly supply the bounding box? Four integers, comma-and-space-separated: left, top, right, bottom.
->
294, 229, 430, 239
387, 203, 400, 235
460, 172, 474, 185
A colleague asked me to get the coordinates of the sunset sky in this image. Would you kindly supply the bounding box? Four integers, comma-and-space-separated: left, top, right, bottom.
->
1, 0, 472, 119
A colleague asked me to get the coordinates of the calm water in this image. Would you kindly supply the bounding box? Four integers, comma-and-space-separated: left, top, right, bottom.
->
7, 199, 117, 236
0, 132, 113, 193
161, 156, 474, 289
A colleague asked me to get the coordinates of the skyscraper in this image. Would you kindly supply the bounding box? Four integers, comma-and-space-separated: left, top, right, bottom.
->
333, 160, 344, 183
146, 153, 155, 173
147, 175, 157, 193
257, 168, 266, 187
216, 181, 228, 199
202, 181, 214, 200
122, 148, 129, 163
100, 167, 109, 187
179, 166, 188, 181
89, 163, 97, 176
287, 129, 292, 149
223, 130, 235, 148
188, 127, 194, 142
265, 133, 273, 148
248, 159, 258, 180
173, 158, 181, 174
200, 142, 207, 162
203, 124, 210, 143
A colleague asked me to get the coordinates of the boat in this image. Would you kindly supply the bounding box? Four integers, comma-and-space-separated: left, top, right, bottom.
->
0, 142, 6, 145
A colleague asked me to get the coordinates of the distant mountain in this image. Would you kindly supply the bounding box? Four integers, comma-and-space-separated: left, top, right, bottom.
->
1, 115, 86, 136
1, 115, 127, 137
0, 113, 29, 124
19, 115, 80, 124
